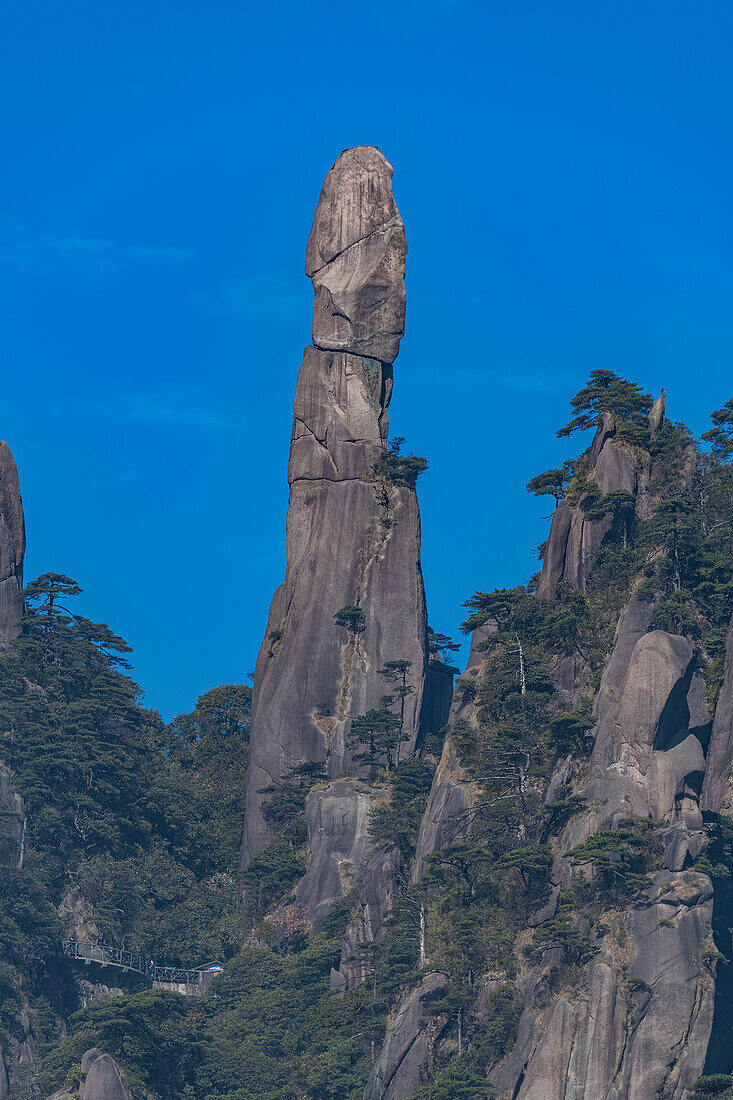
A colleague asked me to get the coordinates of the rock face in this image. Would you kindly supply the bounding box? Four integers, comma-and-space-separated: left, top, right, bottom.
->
363, 972, 445, 1100
490, 579, 717, 1098
0, 442, 25, 644
491, 872, 714, 1100
306, 146, 406, 364
411, 623, 493, 882
46, 1050, 130, 1100
536, 415, 636, 599
295, 780, 376, 930
242, 148, 428, 868
587, 627, 699, 825
331, 843, 400, 994
411, 734, 475, 883
648, 387, 665, 437
81, 1050, 131, 1100
418, 659, 459, 743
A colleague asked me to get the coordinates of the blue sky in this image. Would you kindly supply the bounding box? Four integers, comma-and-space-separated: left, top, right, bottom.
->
2, 0, 731, 719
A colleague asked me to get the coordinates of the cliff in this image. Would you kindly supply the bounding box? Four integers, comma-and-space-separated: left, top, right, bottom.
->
365, 382, 733, 1100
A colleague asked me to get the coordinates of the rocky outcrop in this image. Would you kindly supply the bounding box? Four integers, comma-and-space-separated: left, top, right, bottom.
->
410, 623, 493, 882
648, 388, 665, 438
295, 780, 377, 929
242, 148, 428, 867
411, 735, 476, 883
331, 843, 400, 993
0, 442, 25, 644
491, 571, 718, 1096
587, 628, 699, 825
45, 1050, 131, 1100
702, 614, 733, 814
81, 1050, 131, 1100
59, 885, 102, 944
491, 871, 714, 1100
363, 972, 445, 1100
536, 416, 636, 599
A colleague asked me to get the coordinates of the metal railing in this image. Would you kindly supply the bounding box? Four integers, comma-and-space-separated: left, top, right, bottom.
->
61, 941, 199, 986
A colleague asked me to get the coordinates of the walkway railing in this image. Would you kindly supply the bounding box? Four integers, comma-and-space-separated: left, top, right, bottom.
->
61, 941, 199, 985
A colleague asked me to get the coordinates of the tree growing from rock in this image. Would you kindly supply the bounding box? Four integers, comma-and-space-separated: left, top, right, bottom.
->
373, 436, 428, 488
377, 658, 415, 764
427, 628, 460, 661
557, 369, 652, 439
526, 460, 576, 507
333, 605, 365, 634
347, 708, 402, 774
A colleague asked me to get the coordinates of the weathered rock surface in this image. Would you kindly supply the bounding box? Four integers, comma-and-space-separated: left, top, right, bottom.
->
81, 1050, 131, 1100
491, 566, 720, 1097
537, 416, 636, 599
295, 780, 376, 930
363, 972, 445, 1100
59, 885, 102, 944
412, 735, 475, 882
0, 442, 25, 644
587, 629, 697, 823
648, 387, 665, 437
242, 149, 428, 868
491, 871, 714, 1100
702, 613, 733, 814
331, 843, 400, 993
410, 622, 495, 884
45, 1050, 130, 1100
306, 147, 406, 364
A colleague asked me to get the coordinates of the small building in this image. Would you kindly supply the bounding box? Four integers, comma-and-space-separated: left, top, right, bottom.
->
195, 961, 224, 990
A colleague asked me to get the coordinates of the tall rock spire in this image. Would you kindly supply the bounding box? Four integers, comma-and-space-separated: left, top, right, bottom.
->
241, 148, 428, 868
0, 442, 25, 645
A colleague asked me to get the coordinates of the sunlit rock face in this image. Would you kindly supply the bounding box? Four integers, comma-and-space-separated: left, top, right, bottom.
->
241, 148, 427, 870
536, 414, 637, 599
306, 146, 407, 364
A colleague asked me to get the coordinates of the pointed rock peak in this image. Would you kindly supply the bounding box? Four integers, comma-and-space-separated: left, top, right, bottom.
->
0, 442, 26, 551
241, 149, 426, 871
648, 387, 666, 438
306, 146, 407, 364
305, 146, 399, 275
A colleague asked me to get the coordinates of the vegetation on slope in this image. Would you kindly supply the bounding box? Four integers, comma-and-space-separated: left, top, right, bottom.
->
2, 371, 733, 1098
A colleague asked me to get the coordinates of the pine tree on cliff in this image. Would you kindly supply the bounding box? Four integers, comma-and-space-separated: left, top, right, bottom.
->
557, 368, 652, 438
